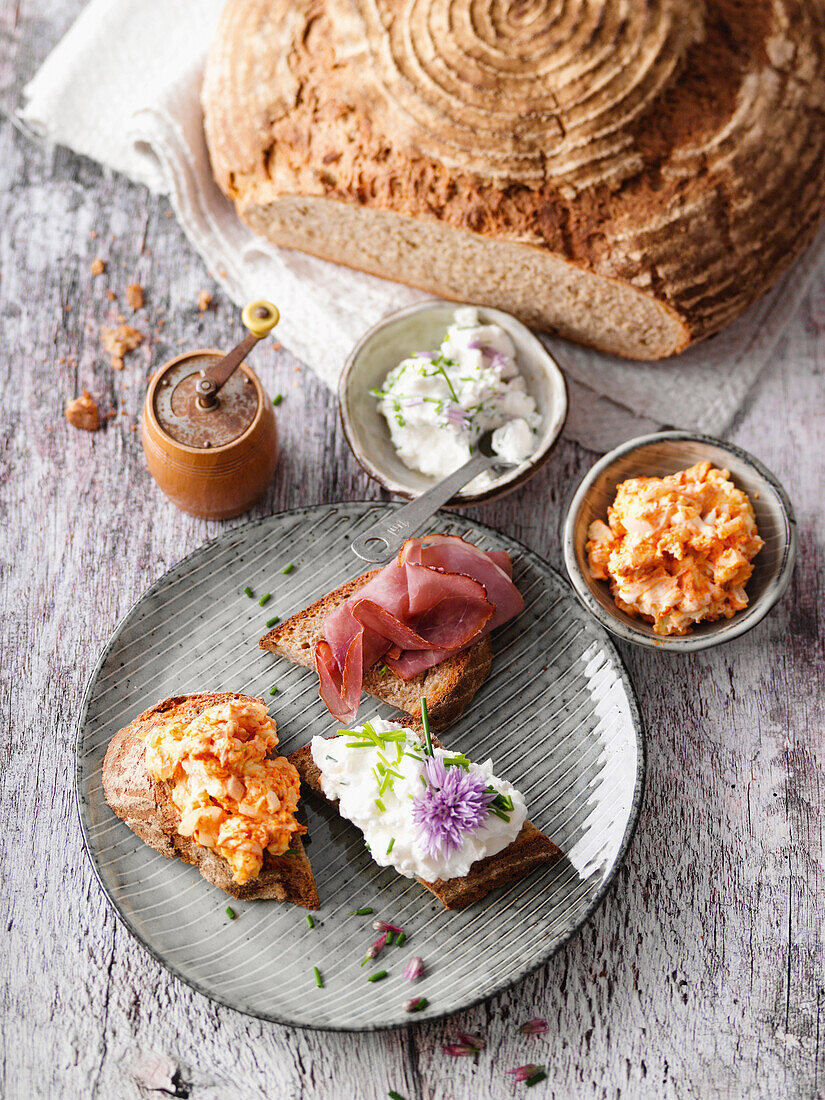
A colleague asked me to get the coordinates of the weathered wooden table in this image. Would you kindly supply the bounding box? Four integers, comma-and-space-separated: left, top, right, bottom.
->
1, 4, 823, 1098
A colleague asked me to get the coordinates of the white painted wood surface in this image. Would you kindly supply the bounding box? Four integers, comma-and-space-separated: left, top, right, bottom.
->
1, 3, 823, 1097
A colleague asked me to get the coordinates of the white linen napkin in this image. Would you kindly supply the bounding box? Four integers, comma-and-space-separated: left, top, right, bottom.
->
19, 0, 825, 453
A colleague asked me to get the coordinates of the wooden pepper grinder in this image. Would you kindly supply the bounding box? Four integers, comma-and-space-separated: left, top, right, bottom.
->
142, 301, 280, 520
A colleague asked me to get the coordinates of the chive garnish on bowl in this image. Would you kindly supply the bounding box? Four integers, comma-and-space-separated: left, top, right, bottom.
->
259, 592, 271, 607
367, 970, 388, 982
313, 966, 323, 988
243, 586, 253, 598
269, 685, 278, 696
265, 616, 280, 628
282, 563, 295, 574
272, 393, 283, 406
225, 907, 236, 920
306, 914, 315, 929
348, 907, 374, 916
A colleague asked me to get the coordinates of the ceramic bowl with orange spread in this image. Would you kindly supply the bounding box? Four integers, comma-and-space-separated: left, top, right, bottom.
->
563, 432, 797, 651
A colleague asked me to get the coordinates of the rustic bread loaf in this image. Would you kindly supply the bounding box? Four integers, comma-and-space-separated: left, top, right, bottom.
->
259, 570, 492, 729
202, 0, 825, 360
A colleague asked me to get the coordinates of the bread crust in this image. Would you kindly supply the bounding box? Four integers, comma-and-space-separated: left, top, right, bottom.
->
203, 0, 825, 359
288, 742, 561, 909
259, 571, 492, 729
102, 693, 319, 907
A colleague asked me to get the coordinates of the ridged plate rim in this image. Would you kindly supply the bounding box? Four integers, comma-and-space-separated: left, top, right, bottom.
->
75, 503, 646, 1031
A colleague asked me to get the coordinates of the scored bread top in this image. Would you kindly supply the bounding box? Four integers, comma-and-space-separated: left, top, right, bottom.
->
204, 0, 825, 354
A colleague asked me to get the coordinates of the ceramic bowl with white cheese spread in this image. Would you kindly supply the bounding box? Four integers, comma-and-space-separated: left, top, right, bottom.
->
339, 300, 568, 504
563, 431, 797, 651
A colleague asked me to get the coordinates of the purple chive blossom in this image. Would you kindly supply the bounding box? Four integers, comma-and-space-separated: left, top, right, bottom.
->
414, 351, 434, 361
507, 1064, 543, 1082
403, 396, 424, 407
412, 755, 494, 859
403, 996, 427, 1012
443, 1032, 485, 1057
446, 405, 468, 425
373, 919, 404, 935
519, 1018, 550, 1036
403, 956, 424, 981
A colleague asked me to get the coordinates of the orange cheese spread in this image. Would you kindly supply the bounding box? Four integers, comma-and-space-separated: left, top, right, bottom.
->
143, 698, 304, 884
586, 461, 764, 636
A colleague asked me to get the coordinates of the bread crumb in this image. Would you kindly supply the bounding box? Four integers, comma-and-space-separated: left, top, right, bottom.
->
91, 258, 106, 276
106, 290, 117, 301
66, 391, 100, 432
90, 230, 98, 239
102, 324, 143, 371
130, 424, 138, 432
197, 289, 213, 312
125, 283, 145, 311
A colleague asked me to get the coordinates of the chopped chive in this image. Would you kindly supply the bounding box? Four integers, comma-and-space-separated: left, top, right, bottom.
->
386, 837, 395, 855
389, 1091, 406, 1100
526, 1069, 548, 1087
272, 393, 283, 406
367, 970, 388, 982
269, 685, 279, 696
243, 586, 254, 598
225, 906, 236, 920
259, 592, 272, 607
282, 563, 295, 575
348, 907, 374, 916
420, 697, 434, 756
306, 914, 315, 929
379, 664, 389, 675
395, 931, 406, 947
313, 966, 323, 988
385, 931, 395, 946
265, 616, 280, 628
375, 798, 386, 813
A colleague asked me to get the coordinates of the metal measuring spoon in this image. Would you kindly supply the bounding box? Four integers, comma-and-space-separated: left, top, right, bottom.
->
350, 429, 521, 563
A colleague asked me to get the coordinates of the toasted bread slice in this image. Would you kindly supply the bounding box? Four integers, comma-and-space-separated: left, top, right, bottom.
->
102, 692, 319, 907
288, 741, 561, 910
259, 571, 492, 730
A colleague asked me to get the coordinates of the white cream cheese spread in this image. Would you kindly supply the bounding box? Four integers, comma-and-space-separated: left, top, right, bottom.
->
310, 718, 527, 882
372, 307, 542, 491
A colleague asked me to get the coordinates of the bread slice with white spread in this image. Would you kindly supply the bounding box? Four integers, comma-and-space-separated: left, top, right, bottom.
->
288, 732, 561, 909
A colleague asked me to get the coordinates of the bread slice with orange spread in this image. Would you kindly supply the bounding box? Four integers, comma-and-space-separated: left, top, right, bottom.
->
102, 692, 319, 907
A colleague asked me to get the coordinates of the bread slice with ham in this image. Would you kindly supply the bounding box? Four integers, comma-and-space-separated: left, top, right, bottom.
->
288, 738, 561, 909
260, 535, 523, 728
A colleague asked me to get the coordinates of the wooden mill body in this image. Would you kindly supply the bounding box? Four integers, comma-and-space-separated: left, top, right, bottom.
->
142, 349, 279, 520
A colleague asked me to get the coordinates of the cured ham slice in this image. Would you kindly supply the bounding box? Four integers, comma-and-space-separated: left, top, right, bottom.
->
315, 535, 523, 722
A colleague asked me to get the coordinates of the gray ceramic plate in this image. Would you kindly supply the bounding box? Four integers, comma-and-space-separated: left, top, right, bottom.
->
77, 503, 644, 1030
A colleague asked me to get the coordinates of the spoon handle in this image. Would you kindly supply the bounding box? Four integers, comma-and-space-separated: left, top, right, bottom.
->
351, 451, 495, 563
